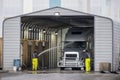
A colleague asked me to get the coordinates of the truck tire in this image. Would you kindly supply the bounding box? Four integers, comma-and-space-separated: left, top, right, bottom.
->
60, 67, 64, 70
72, 68, 76, 70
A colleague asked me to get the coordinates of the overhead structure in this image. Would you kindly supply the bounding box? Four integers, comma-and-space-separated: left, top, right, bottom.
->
2, 7, 120, 71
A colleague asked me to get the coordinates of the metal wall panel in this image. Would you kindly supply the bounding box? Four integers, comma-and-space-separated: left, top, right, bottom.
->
61, 0, 84, 11
0, 38, 2, 68
33, 0, 49, 11
0, 0, 3, 37
95, 17, 112, 71
49, 33, 57, 68
113, 22, 120, 71
3, 0, 23, 17
3, 17, 21, 70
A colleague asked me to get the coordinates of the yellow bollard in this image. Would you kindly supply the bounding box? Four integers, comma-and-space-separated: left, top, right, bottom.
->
32, 58, 38, 71
85, 58, 91, 72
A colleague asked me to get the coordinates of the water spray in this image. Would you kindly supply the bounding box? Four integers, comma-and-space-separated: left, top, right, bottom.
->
37, 41, 74, 57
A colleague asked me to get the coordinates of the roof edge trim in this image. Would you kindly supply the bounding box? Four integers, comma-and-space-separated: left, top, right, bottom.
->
3, 6, 114, 24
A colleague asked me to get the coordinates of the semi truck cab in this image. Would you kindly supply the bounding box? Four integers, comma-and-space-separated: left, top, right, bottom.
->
58, 51, 84, 70
58, 27, 92, 70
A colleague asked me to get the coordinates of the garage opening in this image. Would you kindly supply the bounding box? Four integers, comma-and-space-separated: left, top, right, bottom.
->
20, 16, 94, 71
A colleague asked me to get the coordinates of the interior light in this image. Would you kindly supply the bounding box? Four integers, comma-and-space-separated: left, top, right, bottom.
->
54, 12, 60, 16
29, 28, 32, 31
43, 29, 46, 33
55, 32, 58, 35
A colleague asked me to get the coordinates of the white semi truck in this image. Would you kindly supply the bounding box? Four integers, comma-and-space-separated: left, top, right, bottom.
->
58, 51, 84, 70
58, 27, 92, 70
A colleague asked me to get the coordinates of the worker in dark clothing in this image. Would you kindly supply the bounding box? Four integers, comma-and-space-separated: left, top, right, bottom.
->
80, 50, 89, 60
32, 50, 38, 71
32, 50, 38, 58
80, 49, 90, 71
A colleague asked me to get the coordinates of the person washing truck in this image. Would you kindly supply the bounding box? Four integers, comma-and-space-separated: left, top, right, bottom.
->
80, 50, 91, 71
32, 50, 38, 71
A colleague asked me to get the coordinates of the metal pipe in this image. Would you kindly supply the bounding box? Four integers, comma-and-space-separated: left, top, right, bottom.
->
25, 23, 30, 39
23, 23, 30, 39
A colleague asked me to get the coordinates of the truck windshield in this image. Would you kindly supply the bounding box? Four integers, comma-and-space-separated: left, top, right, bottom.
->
64, 41, 86, 50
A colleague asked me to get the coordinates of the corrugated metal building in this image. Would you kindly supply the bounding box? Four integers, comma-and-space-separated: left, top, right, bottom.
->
2, 7, 120, 71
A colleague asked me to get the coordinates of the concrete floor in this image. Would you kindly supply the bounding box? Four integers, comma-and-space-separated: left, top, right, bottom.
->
0, 71, 120, 80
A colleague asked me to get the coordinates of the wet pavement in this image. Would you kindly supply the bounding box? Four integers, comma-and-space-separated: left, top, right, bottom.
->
0, 70, 120, 80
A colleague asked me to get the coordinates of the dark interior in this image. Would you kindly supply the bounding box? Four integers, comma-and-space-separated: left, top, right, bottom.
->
21, 16, 94, 71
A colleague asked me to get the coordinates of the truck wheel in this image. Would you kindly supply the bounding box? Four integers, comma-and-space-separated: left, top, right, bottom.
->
84, 67, 86, 70
60, 67, 64, 70
72, 68, 75, 70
